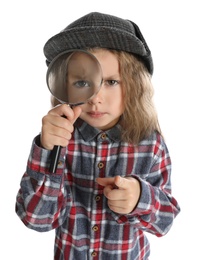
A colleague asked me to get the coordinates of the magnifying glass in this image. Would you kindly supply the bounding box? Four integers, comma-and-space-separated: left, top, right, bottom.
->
46, 49, 103, 173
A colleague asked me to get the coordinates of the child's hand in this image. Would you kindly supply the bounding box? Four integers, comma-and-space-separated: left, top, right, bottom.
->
96, 176, 141, 214
41, 104, 81, 150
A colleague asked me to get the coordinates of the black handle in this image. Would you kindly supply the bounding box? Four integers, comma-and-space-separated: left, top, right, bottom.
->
49, 145, 62, 173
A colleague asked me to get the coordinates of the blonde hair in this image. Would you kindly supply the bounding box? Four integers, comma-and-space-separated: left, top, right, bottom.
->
50, 48, 162, 144
113, 50, 161, 143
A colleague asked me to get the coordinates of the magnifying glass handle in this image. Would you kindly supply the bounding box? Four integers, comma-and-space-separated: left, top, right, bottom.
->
49, 145, 61, 173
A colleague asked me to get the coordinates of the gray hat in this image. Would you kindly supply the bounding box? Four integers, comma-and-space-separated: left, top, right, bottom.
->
44, 12, 153, 74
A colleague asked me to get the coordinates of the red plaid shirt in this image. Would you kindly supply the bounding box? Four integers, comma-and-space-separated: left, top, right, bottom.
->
16, 119, 180, 259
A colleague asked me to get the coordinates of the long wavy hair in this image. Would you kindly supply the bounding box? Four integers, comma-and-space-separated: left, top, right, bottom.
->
114, 50, 162, 143
50, 48, 162, 144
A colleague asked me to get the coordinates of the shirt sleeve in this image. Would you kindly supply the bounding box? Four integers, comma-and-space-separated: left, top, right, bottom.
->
111, 134, 180, 237
15, 135, 72, 232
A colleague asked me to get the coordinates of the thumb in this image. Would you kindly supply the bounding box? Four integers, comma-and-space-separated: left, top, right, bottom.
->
114, 176, 128, 189
71, 106, 82, 124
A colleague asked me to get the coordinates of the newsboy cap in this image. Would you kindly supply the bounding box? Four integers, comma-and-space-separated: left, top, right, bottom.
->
44, 12, 153, 74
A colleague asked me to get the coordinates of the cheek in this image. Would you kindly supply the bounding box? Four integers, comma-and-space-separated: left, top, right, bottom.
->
119, 102, 125, 115
119, 88, 125, 111
110, 90, 124, 110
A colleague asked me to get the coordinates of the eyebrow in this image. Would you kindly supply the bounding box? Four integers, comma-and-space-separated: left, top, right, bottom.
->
102, 74, 120, 79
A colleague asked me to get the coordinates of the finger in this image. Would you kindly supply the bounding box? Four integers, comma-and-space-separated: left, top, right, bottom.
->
71, 106, 82, 124
49, 104, 75, 120
42, 113, 74, 133
107, 201, 132, 214
96, 177, 116, 187
103, 186, 126, 200
96, 176, 130, 189
41, 122, 72, 149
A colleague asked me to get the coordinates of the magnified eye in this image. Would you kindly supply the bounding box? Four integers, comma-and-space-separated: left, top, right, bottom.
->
74, 80, 91, 88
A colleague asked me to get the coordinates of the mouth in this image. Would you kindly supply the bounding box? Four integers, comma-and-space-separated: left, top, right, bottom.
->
87, 111, 106, 118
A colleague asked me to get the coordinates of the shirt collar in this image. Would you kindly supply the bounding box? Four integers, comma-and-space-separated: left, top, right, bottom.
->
74, 118, 122, 142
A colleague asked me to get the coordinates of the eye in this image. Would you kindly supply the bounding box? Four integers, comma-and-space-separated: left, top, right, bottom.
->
74, 80, 90, 88
105, 80, 120, 86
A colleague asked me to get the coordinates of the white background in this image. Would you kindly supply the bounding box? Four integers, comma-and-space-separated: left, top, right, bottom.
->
1, 0, 196, 259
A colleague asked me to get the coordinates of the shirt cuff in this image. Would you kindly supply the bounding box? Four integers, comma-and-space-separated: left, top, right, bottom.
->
27, 135, 66, 177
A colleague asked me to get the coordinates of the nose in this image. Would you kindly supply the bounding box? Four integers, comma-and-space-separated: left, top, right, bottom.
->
88, 86, 103, 105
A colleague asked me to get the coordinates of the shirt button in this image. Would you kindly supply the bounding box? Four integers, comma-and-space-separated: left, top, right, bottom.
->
95, 195, 101, 202
92, 225, 99, 232
97, 162, 104, 169
91, 251, 97, 257
57, 161, 63, 166
101, 133, 106, 140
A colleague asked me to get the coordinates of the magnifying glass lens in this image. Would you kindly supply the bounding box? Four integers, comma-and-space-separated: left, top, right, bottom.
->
47, 50, 103, 105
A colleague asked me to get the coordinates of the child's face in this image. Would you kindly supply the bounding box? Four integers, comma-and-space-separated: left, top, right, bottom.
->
79, 49, 124, 130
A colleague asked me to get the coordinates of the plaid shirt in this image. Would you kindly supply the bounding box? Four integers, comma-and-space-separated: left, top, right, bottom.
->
16, 119, 180, 260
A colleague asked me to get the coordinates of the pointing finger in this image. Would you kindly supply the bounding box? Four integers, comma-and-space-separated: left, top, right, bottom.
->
96, 176, 130, 190
96, 177, 116, 187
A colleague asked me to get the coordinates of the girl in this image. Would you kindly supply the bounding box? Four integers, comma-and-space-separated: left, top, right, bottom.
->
16, 12, 180, 260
